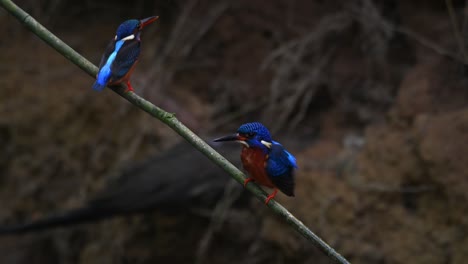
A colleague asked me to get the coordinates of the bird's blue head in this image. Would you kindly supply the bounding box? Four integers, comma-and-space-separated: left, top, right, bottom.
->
214, 122, 273, 150
116, 19, 139, 40
115, 16, 159, 41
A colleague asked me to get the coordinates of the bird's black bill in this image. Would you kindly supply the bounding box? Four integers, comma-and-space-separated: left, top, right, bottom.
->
213, 134, 240, 142
140, 16, 159, 29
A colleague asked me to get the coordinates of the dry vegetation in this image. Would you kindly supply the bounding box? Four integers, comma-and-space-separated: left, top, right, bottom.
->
1, 0, 468, 263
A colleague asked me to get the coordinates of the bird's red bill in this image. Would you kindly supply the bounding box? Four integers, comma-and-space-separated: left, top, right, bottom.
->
140, 16, 159, 29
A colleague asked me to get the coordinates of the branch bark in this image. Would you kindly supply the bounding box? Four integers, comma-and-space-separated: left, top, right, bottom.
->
0, 1, 350, 263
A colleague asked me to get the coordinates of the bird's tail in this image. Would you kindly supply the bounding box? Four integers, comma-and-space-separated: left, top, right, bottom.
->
0, 206, 109, 235
92, 81, 106, 91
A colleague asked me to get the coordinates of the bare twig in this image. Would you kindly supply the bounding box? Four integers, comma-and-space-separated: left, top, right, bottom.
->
196, 180, 242, 264
140, 0, 230, 96
261, 13, 351, 132
395, 26, 464, 63
352, 1, 468, 65
446, 0, 468, 63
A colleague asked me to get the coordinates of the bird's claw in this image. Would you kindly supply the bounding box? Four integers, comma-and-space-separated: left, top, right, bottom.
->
243, 178, 254, 187
264, 189, 278, 205
125, 81, 134, 93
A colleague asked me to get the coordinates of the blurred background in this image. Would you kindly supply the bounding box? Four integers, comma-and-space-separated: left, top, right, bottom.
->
1, 0, 468, 263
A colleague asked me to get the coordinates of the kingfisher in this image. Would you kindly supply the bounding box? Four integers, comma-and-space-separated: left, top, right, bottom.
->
92, 16, 158, 92
214, 122, 297, 204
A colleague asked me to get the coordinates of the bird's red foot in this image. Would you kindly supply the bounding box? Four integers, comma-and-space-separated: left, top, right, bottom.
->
264, 189, 278, 204
125, 81, 134, 93
243, 178, 254, 187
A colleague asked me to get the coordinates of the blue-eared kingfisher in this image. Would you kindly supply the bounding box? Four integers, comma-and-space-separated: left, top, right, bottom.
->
92, 16, 158, 92
214, 122, 297, 204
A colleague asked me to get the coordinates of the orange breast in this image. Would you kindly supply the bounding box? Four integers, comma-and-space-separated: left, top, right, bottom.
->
241, 147, 274, 188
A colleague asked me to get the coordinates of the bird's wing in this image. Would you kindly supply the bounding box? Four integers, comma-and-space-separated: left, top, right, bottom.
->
266, 142, 297, 196
110, 39, 141, 81
98, 39, 116, 70
93, 39, 118, 91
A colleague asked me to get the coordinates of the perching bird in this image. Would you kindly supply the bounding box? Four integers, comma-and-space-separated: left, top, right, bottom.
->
214, 122, 297, 204
92, 16, 158, 92
0, 141, 245, 235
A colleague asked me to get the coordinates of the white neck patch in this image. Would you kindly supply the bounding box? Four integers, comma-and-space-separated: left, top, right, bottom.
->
261, 140, 272, 148
121, 34, 135, 41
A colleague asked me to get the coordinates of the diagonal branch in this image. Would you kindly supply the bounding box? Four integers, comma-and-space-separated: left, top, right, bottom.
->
0, 0, 350, 263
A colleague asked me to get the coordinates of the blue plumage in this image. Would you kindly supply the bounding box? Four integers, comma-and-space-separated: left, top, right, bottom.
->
267, 141, 297, 177
93, 40, 126, 91
92, 16, 158, 92
111, 41, 140, 78
214, 122, 297, 203
116, 19, 140, 40
237, 123, 297, 182
238, 122, 272, 142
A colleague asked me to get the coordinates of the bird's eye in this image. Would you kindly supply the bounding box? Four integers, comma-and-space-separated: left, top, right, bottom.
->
247, 132, 255, 138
